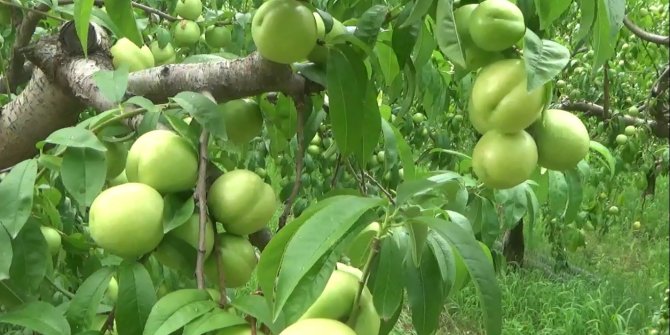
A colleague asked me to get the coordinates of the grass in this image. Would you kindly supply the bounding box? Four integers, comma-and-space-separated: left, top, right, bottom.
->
392, 175, 669, 335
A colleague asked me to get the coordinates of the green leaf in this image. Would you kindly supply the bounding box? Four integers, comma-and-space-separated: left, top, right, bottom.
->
65, 267, 115, 333
60, 147, 107, 207
563, 167, 583, 223
402, 0, 435, 28
144, 300, 217, 335
73, 0, 94, 57
0, 159, 38, 238
181, 309, 248, 335
9, 219, 48, 292
116, 261, 157, 335
375, 42, 400, 87
426, 232, 456, 297
103, 0, 142, 46
413, 20, 437, 71
576, 0, 596, 42
45, 127, 107, 151
523, 184, 539, 250
404, 239, 444, 335
534, 0, 572, 29
523, 30, 570, 91
229, 295, 281, 334
0, 301, 71, 335
162, 194, 195, 233
547, 170, 568, 217
0, 227, 12, 280
268, 195, 385, 321
355, 5, 389, 47
143, 289, 211, 335
92, 68, 129, 104
392, 16, 420, 69
393, 124, 416, 180
435, 0, 466, 69
494, 184, 529, 230
588, 140, 616, 178
591, 0, 625, 71
368, 232, 406, 319
396, 171, 461, 205
327, 44, 381, 164
173, 92, 227, 140
421, 217, 502, 335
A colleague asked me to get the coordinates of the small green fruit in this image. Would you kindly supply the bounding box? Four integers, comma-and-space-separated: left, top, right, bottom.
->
40, 226, 62, 257
469, 0, 526, 52
207, 169, 278, 236
608, 205, 619, 214
174, 20, 201, 47
616, 134, 628, 145
88, 183, 164, 259
125, 130, 199, 194
149, 40, 176, 65
205, 26, 232, 49
205, 234, 257, 288
251, 0, 317, 64
624, 125, 636, 136
175, 0, 202, 20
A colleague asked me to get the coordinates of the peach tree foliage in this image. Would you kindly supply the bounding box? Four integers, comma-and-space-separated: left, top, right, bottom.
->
0, 0, 648, 334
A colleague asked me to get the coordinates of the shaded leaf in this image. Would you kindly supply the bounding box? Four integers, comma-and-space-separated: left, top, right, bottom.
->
0, 159, 37, 238
0, 301, 71, 335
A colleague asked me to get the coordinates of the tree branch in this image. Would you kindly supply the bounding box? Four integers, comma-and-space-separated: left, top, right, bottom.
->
623, 16, 670, 47
195, 127, 210, 290
1, 22, 323, 170
5, 2, 49, 93
278, 95, 307, 230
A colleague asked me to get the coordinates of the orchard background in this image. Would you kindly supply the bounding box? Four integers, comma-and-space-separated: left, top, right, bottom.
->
0, 0, 669, 334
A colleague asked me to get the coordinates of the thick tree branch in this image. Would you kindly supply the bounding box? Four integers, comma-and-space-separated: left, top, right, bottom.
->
623, 16, 670, 47
558, 100, 668, 138
1, 22, 323, 170
6, 3, 49, 93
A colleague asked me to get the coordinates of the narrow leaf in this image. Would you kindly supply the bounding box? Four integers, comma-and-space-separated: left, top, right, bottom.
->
60, 147, 107, 207
435, 0, 466, 68
45, 127, 107, 151
0, 226, 12, 280
103, 0, 142, 45
66, 267, 115, 333
0, 159, 37, 237
143, 289, 212, 335
173, 92, 227, 140
368, 232, 406, 319
0, 301, 71, 335
404, 241, 444, 335
523, 30, 570, 91
73, 0, 94, 57
9, 220, 48, 291
116, 261, 157, 335
422, 217, 502, 335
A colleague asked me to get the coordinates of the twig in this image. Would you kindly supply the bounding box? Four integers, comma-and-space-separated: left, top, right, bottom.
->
277, 95, 307, 230
195, 91, 216, 290
129, 1, 178, 21
330, 153, 342, 188
195, 128, 210, 289
347, 236, 381, 328
603, 61, 610, 118
623, 16, 670, 46
362, 170, 396, 206
100, 307, 115, 334
213, 231, 229, 306
345, 159, 366, 194
0, 0, 65, 22
5, 2, 49, 93
45, 276, 75, 299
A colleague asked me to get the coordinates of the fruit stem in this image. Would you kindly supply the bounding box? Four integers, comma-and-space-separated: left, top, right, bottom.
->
213, 230, 229, 306
347, 211, 389, 328
194, 129, 210, 290
89, 105, 156, 133
277, 95, 307, 230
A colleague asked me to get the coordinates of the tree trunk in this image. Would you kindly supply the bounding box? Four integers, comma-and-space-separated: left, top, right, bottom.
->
502, 218, 525, 268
